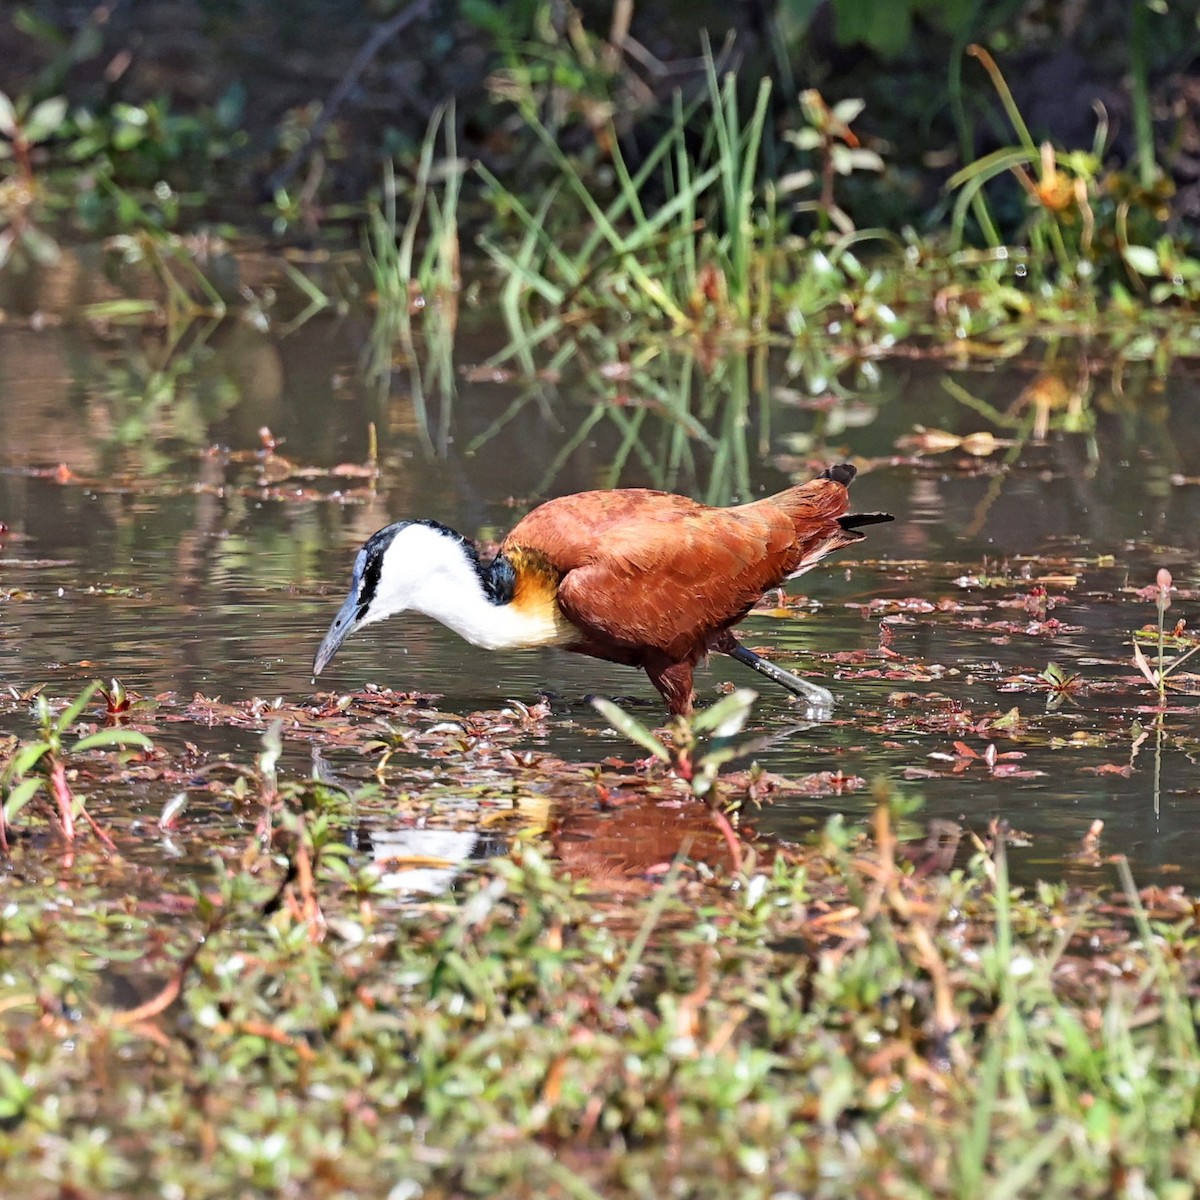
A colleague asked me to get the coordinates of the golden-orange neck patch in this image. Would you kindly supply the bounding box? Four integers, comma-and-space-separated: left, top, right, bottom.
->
501, 546, 574, 644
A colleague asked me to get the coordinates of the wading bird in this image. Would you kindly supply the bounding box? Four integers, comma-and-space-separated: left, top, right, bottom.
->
313, 464, 891, 716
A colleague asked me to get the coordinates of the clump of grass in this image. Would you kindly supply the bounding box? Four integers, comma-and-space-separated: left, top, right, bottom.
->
2, 777, 1200, 1197
364, 102, 464, 454
478, 43, 773, 339
947, 43, 1180, 297
365, 100, 463, 329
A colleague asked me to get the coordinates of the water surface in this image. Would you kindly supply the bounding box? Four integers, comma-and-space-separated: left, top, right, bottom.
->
2, 310, 1198, 887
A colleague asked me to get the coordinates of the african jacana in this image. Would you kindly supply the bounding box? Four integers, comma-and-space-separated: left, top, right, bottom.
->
312, 464, 892, 715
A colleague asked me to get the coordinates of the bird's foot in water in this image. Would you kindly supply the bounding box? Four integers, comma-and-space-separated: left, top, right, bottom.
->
789, 693, 834, 724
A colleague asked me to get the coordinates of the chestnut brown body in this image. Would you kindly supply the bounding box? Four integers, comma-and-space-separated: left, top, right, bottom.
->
498, 465, 888, 714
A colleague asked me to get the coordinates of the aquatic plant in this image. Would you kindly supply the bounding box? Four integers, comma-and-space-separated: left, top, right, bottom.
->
1040, 661, 1084, 709
0, 680, 152, 848
593, 687, 762, 870
1131, 568, 1200, 704
0, 90, 66, 266
947, 44, 1180, 294
364, 102, 464, 453
780, 89, 884, 235
366, 100, 463, 326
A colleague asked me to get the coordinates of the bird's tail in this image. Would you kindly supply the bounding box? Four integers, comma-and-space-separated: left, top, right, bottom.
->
749, 462, 892, 537
755, 463, 893, 572
816, 463, 893, 535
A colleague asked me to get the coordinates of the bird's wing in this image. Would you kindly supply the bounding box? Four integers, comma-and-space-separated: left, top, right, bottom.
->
510, 494, 800, 660
504, 489, 697, 565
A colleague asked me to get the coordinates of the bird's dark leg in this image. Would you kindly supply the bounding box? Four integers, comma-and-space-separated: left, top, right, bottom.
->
644, 658, 696, 717
722, 638, 834, 717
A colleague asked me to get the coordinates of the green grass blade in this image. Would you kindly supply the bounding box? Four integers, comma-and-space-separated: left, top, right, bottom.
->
72, 729, 155, 753
57, 681, 102, 732
591, 697, 670, 762
3, 777, 42, 822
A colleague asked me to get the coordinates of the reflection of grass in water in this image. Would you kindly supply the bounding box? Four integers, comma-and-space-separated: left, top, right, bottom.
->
465, 336, 776, 504
94, 316, 238, 476
941, 370, 1100, 538
366, 301, 457, 461
365, 103, 463, 460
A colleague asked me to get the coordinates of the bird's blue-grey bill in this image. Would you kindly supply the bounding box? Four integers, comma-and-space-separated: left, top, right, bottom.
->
313, 592, 360, 676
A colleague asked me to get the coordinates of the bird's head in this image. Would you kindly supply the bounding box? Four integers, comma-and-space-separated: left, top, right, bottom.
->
312, 520, 481, 677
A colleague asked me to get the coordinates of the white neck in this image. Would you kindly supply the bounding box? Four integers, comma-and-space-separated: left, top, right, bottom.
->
413, 567, 566, 650
367, 524, 570, 651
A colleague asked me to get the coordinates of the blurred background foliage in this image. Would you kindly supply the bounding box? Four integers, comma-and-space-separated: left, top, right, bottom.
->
0, 0, 1195, 243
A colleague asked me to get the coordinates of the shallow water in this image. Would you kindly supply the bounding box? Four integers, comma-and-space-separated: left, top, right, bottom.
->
2, 307, 1199, 888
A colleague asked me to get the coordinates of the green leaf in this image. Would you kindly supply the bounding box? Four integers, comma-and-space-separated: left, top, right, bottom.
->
844, 148, 885, 172
112, 124, 146, 152
0, 1059, 32, 1119
784, 128, 822, 151
591, 698, 670, 761
57, 681, 102, 732
72, 728, 153, 753
9, 742, 51, 777
3, 777, 42, 822
921, 0, 975, 33
991, 707, 1023, 730
215, 82, 245, 130
831, 97, 866, 125
459, 0, 510, 35
20, 226, 60, 266
1132, 639, 1160, 687
945, 145, 1036, 191
1122, 244, 1162, 277
80, 298, 161, 321
1161, 640, 1200, 680
159, 792, 188, 827
691, 688, 758, 738
696, 745, 738, 775
834, 0, 911, 56
777, 169, 815, 194
23, 96, 67, 143
0, 93, 15, 139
